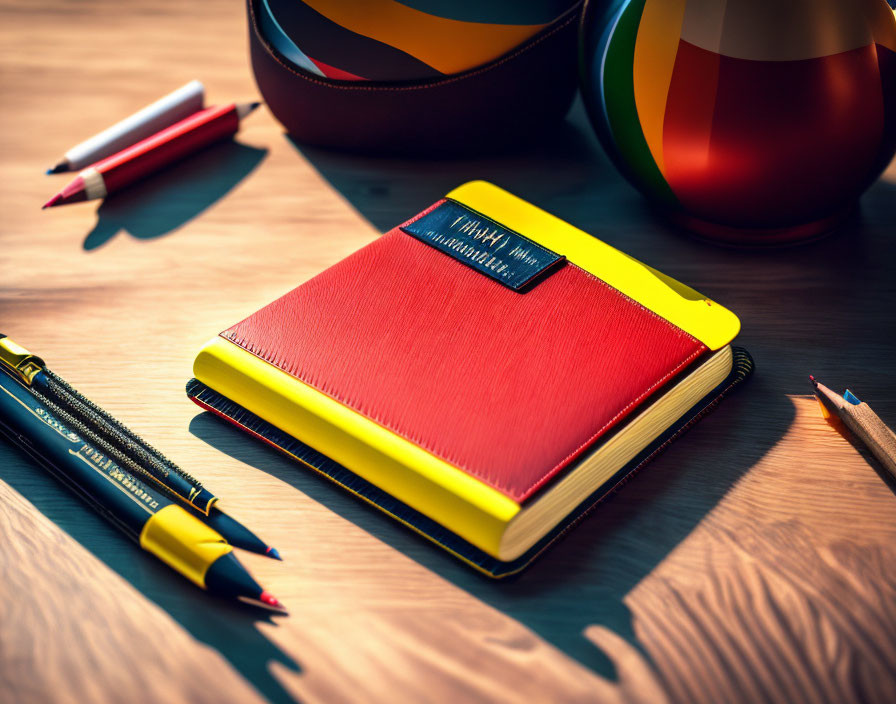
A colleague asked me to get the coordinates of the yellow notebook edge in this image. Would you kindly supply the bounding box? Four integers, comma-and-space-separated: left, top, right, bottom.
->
194, 337, 517, 557
447, 181, 740, 351
500, 345, 733, 559
195, 337, 733, 561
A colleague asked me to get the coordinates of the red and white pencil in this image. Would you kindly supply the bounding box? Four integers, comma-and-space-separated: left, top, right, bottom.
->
42, 101, 259, 208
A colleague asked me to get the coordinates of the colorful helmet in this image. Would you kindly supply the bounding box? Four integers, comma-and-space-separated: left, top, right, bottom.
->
581, 0, 896, 242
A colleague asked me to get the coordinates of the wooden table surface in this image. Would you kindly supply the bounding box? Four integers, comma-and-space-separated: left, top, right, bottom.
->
3, 2, 896, 703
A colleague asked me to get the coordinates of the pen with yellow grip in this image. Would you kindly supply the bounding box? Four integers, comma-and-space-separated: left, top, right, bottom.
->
0, 355, 286, 612
0, 334, 280, 560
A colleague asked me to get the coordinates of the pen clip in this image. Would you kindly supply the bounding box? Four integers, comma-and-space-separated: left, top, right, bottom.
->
0, 335, 46, 385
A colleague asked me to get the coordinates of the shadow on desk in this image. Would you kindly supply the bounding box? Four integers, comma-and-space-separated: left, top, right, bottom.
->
0, 450, 301, 704
285, 100, 615, 236
188, 373, 790, 683
82, 140, 268, 251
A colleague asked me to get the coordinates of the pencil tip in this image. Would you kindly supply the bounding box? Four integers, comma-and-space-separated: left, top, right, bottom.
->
46, 161, 68, 174
808, 374, 817, 386
260, 590, 288, 613
236, 101, 263, 120
42, 194, 61, 209
266, 546, 282, 561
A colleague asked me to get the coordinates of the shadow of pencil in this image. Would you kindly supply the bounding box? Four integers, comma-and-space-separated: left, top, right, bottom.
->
82, 140, 268, 251
0, 447, 302, 704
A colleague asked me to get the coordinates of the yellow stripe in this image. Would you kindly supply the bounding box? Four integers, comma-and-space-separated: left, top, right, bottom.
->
139, 504, 232, 588
300, 0, 547, 74
447, 182, 740, 350
632, 0, 687, 177
194, 339, 519, 558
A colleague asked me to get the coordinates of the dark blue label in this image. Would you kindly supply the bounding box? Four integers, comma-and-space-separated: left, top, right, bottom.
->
401, 199, 565, 291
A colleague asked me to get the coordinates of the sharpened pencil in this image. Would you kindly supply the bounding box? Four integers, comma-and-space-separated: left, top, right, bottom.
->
43, 102, 260, 208
809, 375, 896, 480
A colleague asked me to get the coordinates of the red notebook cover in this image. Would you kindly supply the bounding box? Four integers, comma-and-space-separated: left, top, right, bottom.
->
220, 203, 707, 505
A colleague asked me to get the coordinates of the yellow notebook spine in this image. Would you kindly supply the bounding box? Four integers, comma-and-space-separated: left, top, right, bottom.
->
194, 337, 520, 558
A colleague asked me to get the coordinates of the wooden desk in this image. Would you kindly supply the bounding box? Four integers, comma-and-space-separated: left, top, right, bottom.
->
2, 2, 895, 702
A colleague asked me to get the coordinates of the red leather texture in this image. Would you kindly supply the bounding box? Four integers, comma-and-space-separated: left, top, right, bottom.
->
222, 220, 707, 504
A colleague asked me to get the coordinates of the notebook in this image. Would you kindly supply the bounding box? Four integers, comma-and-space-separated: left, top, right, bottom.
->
188, 181, 750, 576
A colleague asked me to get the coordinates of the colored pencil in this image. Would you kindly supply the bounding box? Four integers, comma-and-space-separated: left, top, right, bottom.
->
43, 102, 259, 208
47, 80, 205, 173
810, 375, 896, 480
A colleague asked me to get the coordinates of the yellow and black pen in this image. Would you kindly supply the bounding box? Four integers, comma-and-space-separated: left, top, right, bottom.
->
0, 334, 280, 560
0, 361, 286, 613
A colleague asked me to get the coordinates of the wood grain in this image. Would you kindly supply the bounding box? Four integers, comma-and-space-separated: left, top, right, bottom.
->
0, 480, 266, 704
2, 1, 896, 703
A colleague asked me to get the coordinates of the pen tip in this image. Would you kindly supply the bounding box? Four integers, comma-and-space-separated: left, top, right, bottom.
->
46, 161, 68, 174
42, 194, 61, 209
251, 100, 261, 110
260, 590, 288, 613
266, 546, 283, 561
